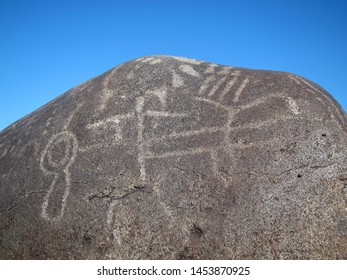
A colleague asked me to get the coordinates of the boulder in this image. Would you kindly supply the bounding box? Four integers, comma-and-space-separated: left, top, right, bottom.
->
0, 56, 346, 259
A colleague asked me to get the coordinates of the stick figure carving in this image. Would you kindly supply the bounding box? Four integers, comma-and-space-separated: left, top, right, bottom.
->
40, 131, 78, 221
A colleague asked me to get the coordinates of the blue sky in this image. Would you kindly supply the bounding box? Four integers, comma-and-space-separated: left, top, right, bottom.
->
1, 0, 346, 131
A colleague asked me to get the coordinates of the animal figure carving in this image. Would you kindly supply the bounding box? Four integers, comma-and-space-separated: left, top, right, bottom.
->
0, 56, 346, 259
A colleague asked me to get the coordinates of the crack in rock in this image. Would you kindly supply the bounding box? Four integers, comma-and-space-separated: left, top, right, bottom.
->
87, 184, 152, 202
0, 191, 47, 214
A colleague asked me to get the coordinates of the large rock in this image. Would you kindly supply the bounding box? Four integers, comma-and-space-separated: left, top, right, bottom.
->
0, 56, 346, 259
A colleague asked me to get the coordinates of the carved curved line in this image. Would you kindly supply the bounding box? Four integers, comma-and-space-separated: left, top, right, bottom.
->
289, 74, 346, 132
40, 131, 78, 222
46, 134, 72, 169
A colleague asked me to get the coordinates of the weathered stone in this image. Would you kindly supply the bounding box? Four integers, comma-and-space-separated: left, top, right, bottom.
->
0, 56, 346, 259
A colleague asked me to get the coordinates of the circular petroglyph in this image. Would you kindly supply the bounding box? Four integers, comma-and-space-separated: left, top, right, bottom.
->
44, 133, 75, 170
40, 131, 78, 221
0, 56, 346, 259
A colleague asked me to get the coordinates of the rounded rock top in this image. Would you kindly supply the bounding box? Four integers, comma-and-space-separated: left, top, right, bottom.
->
0, 56, 346, 259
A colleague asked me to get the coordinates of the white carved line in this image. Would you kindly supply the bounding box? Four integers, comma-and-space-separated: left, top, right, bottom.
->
172, 56, 202, 65
217, 67, 233, 75
64, 103, 83, 130
198, 76, 216, 95
40, 131, 78, 222
145, 87, 168, 109
100, 66, 120, 110
295, 75, 324, 95
145, 111, 187, 117
106, 200, 116, 227
86, 113, 134, 142
86, 113, 134, 129
238, 93, 285, 111
230, 115, 296, 130
210, 150, 219, 174
141, 57, 155, 63
149, 58, 162, 64
225, 107, 236, 152
233, 78, 249, 103
136, 97, 146, 180
112, 228, 122, 247
179, 64, 200, 77
288, 74, 301, 85
172, 71, 185, 88
208, 76, 227, 97
228, 94, 302, 133
218, 73, 241, 101
210, 150, 229, 185
315, 95, 345, 132
47, 135, 71, 169
285, 97, 300, 115
194, 97, 230, 111
289, 74, 346, 132
147, 127, 224, 141
205, 64, 218, 73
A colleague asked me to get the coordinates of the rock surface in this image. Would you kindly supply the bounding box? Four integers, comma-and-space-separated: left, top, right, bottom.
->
0, 56, 347, 259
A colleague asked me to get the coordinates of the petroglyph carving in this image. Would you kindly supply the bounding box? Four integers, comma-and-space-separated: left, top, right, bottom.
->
145, 87, 168, 109
100, 66, 120, 110
286, 97, 300, 115
219, 73, 241, 101
198, 76, 216, 95
209, 76, 228, 97
93, 62, 305, 191
149, 58, 162, 65
197, 70, 247, 103
140, 57, 154, 63
171, 56, 202, 65
179, 64, 200, 77
194, 91, 301, 151
40, 131, 78, 221
135, 95, 190, 180
39, 104, 83, 221
130, 87, 301, 186
136, 96, 146, 180
172, 71, 185, 88
232, 78, 249, 103
138, 57, 162, 64
288, 74, 346, 131
217, 66, 233, 75
2, 56, 347, 259
205, 63, 218, 73
86, 113, 134, 141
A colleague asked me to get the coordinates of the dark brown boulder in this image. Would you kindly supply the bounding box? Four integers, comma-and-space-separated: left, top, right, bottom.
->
0, 56, 346, 259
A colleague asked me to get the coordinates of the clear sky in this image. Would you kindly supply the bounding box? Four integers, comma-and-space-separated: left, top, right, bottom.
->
1, 0, 346, 131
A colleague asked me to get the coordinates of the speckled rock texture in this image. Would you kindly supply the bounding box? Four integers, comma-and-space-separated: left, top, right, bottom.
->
0, 56, 347, 259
